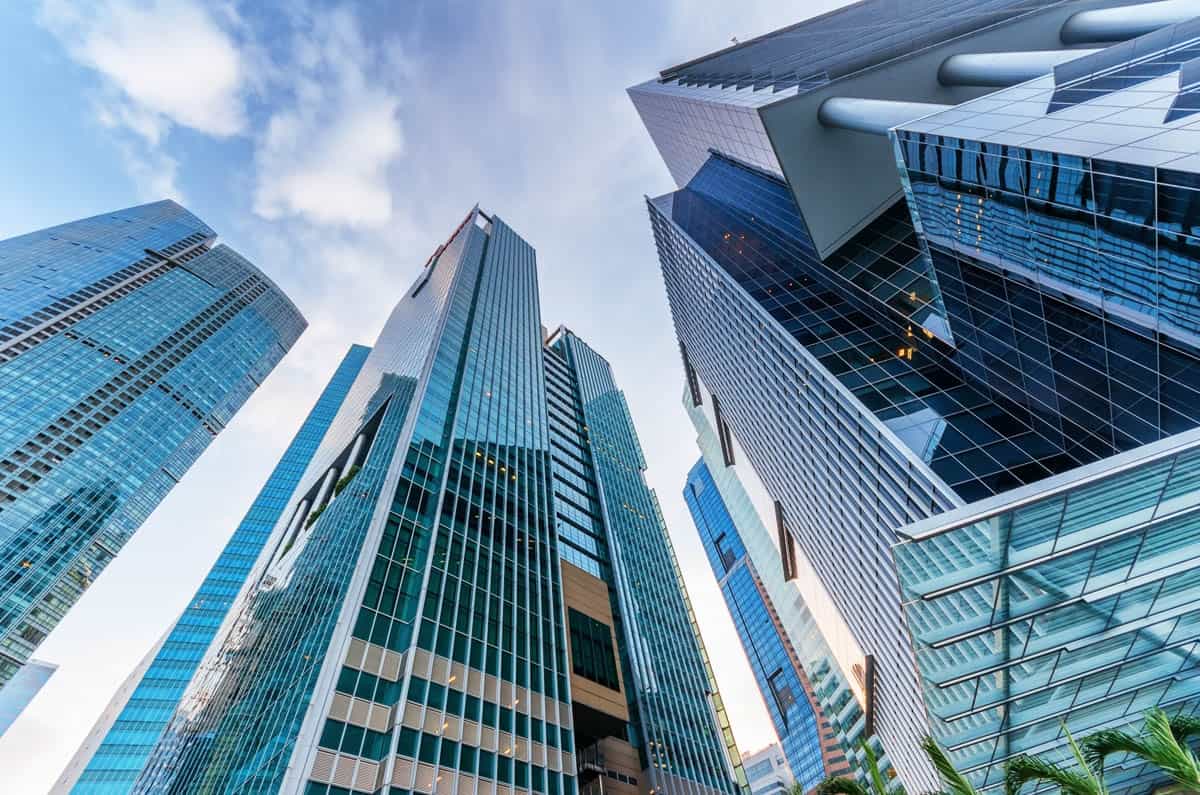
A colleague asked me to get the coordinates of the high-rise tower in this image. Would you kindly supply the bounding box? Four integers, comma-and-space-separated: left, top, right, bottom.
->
116, 209, 740, 795
633, 2, 1200, 792
0, 200, 304, 688
59, 344, 370, 794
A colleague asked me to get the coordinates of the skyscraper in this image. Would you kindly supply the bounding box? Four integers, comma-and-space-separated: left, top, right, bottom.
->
685, 460, 837, 793
118, 208, 739, 795
682, 389, 874, 790
633, 2, 1200, 791
0, 200, 304, 689
60, 344, 370, 794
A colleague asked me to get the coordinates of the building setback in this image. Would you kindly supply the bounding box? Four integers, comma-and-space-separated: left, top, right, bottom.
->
116, 208, 741, 795
633, 1, 1200, 792
60, 344, 370, 793
0, 200, 304, 689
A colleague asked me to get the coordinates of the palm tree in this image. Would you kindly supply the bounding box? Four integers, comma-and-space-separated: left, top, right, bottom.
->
922, 736, 981, 795
1005, 724, 1107, 795
815, 740, 904, 795
1083, 709, 1200, 794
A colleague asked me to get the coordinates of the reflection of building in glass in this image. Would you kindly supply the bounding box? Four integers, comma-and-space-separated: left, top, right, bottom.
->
63, 345, 370, 794
0, 201, 304, 689
120, 209, 742, 795
634, 4, 1200, 792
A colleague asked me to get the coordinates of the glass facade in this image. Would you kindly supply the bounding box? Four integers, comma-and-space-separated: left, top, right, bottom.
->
647, 156, 960, 791
683, 392, 878, 788
882, 17, 1200, 792
0, 200, 304, 689
550, 329, 742, 795
684, 460, 829, 791
70, 344, 370, 793
122, 210, 738, 795
639, 6, 1200, 794
894, 430, 1200, 794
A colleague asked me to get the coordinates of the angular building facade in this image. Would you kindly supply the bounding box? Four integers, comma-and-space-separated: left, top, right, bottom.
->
634, 2, 1200, 792
120, 209, 741, 795
61, 344, 370, 793
0, 200, 304, 689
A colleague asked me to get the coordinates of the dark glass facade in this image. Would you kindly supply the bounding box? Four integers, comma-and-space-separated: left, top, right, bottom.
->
70, 344, 370, 793
0, 200, 304, 689
896, 130, 1200, 468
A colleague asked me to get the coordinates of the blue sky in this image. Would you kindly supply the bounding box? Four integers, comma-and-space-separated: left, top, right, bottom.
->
0, 1, 848, 790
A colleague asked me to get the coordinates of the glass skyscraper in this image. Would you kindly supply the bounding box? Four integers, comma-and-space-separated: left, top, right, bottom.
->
0, 200, 304, 689
684, 460, 842, 792
113, 209, 740, 795
61, 344, 370, 793
634, 2, 1200, 792
682, 390, 876, 791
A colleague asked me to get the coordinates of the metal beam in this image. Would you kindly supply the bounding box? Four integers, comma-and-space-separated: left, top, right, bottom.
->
817, 98, 954, 136
939, 49, 1101, 87
1061, 0, 1196, 44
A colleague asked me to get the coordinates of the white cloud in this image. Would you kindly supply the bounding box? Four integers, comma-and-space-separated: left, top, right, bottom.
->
40, 0, 247, 140
251, 9, 404, 228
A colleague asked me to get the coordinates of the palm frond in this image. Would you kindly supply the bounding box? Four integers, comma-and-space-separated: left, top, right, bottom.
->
1140, 709, 1200, 791
815, 777, 871, 795
1169, 712, 1200, 744
921, 736, 979, 795
859, 740, 889, 795
1064, 723, 1107, 795
1003, 754, 1102, 795
1082, 729, 1147, 779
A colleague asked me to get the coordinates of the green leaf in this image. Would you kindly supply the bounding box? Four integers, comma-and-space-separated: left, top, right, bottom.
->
815, 778, 870, 795
921, 736, 979, 795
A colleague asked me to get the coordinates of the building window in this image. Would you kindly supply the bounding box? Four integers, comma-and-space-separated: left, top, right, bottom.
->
568, 608, 620, 690
681, 344, 703, 407
712, 396, 736, 466
713, 532, 737, 572
766, 668, 797, 725
774, 501, 798, 581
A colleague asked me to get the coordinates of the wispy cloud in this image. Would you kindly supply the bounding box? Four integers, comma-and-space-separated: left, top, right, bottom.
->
251, 9, 405, 228
40, 0, 248, 139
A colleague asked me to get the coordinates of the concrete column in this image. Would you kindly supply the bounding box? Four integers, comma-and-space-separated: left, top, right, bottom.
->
939, 49, 1101, 87
817, 98, 954, 136
1061, 0, 1196, 44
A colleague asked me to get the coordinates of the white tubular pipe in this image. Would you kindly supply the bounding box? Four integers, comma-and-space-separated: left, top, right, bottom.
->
345, 433, 366, 471
1062, 0, 1196, 44
313, 467, 338, 512
818, 98, 955, 136
939, 49, 1101, 87
285, 499, 310, 538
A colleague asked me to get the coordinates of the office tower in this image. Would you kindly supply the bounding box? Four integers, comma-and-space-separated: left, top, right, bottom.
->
683, 393, 869, 790
633, 2, 1200, 791
123, 209, 740, 795
0, 658, 55, 735
739, 746, 791, 795
686, 458, 848, 793
61, 345, 370, 793
0, 200, 304, 688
